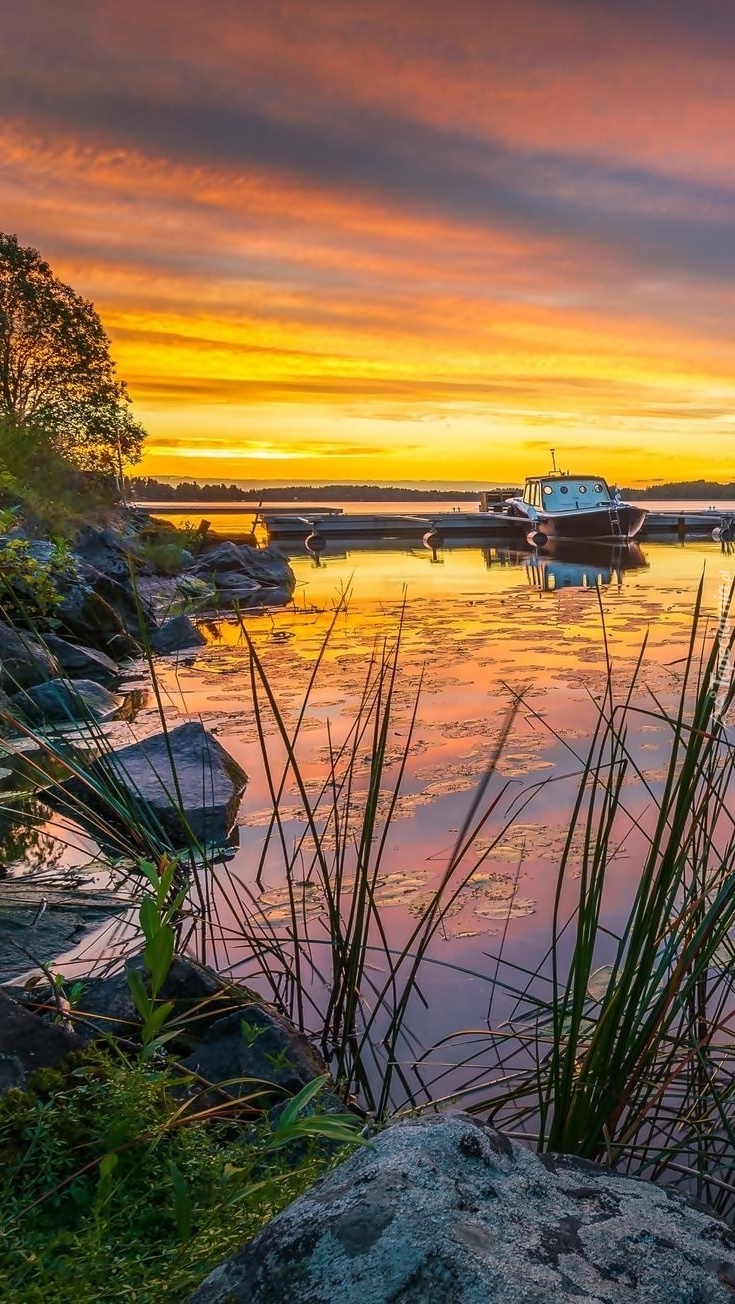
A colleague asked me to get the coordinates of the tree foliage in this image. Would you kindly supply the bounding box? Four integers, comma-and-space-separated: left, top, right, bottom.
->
0, 232, 145, 473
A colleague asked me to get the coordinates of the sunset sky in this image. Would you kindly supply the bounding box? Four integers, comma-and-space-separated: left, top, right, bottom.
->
3, 0, 735, 486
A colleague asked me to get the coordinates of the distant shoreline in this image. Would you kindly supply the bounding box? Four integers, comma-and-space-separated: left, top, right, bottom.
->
129, 477, 735, 504
128, 479, 484, 504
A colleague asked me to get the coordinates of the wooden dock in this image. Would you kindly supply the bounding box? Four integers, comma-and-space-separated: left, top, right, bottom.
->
135, 500, 727, 547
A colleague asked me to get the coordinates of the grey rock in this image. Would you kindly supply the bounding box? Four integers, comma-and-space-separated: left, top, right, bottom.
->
231, 583, 293, 610
0, 620, 55, 691
0, 989, 84, 1095
45, 635, 121, 687
73, 525, 148, 581
192, 541, 249, 573
151, 615, 207, 655
56, 584, 140, 657
10, 678, 121, 725
189, 1114, 735, 1304
67, 719, 247, 846
67, 956, 326, 1106
194, 542, 295, 590
25, 540, 58, 565
178, 1003, 326, 1102
77, 568, 159, 642
210, 572, 261, 593
69, 955, 250, 1043
176, 576, 212, 601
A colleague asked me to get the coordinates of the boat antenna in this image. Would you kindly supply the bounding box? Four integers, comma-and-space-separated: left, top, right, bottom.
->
550, 448, 557, 473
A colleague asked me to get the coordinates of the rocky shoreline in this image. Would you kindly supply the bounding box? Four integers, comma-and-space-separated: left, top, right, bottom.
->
0, 510, 295, 980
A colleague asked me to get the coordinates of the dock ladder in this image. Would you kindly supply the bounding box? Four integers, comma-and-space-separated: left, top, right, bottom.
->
608, 506, 624, 538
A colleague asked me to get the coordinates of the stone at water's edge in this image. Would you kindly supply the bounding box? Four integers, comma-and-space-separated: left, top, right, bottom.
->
45, 635, 121, 687
151, 614, 207, 654
193, 541, 295, 590
189, 1115, 735, 1304
56, 584, 140, 658
67, 719, 247, 845
10, 677, 121, 724
18, 955, 331, 1110
0, 620, 56, 691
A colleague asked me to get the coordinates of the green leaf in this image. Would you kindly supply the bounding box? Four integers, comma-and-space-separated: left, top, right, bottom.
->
144, 926, 175, 997
139, 896, 159, 944
142, 1000, 175, 1045
138, 860, 159, 889
127, 966, 152, 1021
169, 1161, 192, 1241
104, 1119, 133, 1150
274, 1074, 330, 1133
98, 1151, 118, 1180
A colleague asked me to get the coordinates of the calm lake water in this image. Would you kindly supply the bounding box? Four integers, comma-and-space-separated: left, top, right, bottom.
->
8, 526, 735, 1109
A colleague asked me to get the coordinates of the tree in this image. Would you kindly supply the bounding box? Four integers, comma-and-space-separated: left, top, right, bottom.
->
0, 232, 145, 473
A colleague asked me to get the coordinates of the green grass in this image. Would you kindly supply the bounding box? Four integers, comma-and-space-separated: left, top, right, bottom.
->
0, 1051, 356, 1303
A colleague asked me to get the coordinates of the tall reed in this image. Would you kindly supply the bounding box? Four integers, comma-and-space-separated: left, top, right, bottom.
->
204, 602, 523, 1115
431, 577, 735, 1213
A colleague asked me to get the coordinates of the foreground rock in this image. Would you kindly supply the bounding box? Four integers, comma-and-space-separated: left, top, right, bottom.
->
10, 678, 121, 725
190, 1114, 735, 1304
56, 583, 140, 658
45, 635, 121, 688
18, 956, 329, 1108
0, 990, 84, 1093
66, 719, 247, 845
0, 620, 55, 691
179, 1003, 325, 1100
193, 541, 295, 594
151, 615, 207, 655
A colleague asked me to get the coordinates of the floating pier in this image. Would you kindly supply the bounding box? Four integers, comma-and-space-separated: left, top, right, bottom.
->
262, 508, 726, 548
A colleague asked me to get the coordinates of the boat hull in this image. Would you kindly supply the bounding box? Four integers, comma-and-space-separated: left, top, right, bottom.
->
533, 504, 647, 542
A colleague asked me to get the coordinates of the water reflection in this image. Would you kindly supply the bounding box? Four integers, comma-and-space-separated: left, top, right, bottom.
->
524, 541, 648, 592
3, 533, 730, 1103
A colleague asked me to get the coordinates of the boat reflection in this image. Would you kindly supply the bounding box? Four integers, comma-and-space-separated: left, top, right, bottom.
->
299, 535, 649, 590
524, 541, 648, 592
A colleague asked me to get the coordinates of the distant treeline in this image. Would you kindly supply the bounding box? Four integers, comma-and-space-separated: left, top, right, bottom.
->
619, 480, 735, 500
128, 478, 480, 503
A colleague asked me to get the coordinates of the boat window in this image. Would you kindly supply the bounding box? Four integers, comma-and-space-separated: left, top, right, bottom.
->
559, 485, 569, 494
593, 483, 604, 494
543, 484, 553, 495
578, 485, 588, 494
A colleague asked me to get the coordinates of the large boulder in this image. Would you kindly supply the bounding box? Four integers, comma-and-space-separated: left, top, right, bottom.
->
0, 620, 55, 691
76, 568, 159, 643
178, 1003, 326, 1100
66, 719, 247, 846
56, 584, 140, 658
65, 954, 245, 1043
72, 524, 149, 582
10, 678, 121, 725
151, 615, 207, 655
63, 955, 327, 1106
194, 542, 295, 590
45, 635, 121, 688
189, 1114, 735, 1304
0, 989, 84, 1095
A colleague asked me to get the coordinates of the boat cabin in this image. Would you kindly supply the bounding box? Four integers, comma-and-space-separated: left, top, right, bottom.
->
523, 475, 614, 513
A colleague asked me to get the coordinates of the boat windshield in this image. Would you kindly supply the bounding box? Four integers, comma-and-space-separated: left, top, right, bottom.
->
525, 478, 612, 509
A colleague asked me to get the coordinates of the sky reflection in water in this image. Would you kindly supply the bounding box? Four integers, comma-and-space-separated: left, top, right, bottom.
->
14, 537, 733, 1102
156, 539, 730, 1081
